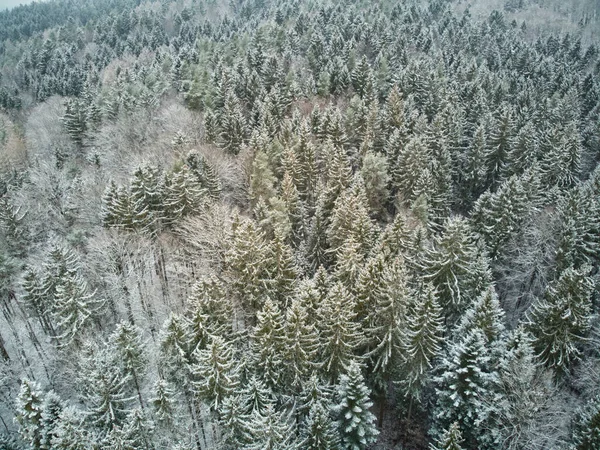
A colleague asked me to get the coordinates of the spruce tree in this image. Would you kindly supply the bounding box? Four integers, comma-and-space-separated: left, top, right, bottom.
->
572, 396, 600, 450
432, 329, 501, 448
15, 379, 45, 450
333, 361, 379, 450
431, 422, 464, 450
527, 266, 593, 373
399, 283, 443, 402
110, 323, 147, 410
301, 401, 341, 450
191, 334, 238, 410
252, 298, 285, 391
319, 283, 361, 382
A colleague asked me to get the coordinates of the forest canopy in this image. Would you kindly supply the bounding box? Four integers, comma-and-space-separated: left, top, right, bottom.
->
0, 0, 600, 449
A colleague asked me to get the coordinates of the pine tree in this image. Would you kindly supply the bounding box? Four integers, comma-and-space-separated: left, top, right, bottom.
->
334, 361, 379, 450
421, 216, 490, 322
351, 56, 373, 100
80, 344, 134, 431
219, 394, 252, 449
253, 298, 285, 391
51, 407, 95, 450
244, 404, 297, 450
301, 401, 341, 450
150, 379, 177, 428
399, 283, 443, 402
459, 124, 488, 207
527, 266, 593, 373
129, 165, 165, 232
391, 136, 431, 205
487, 103, 515, 187
62, 98, 87, 147
164, 164, 205, 224
111, 323, 147, 410
218, 92, 247, 155
250, 150, 278, 207
454, 286, 505, 344
15, 379, 45, 450
268, 234, 299, 306
471, 170, 541, 259
240, 374, 275, 416
360, 151, 390, 217
281, 298, 319, 390
225, 215, 273, 313
364, 257, 410, 390
191, 334, 238, 410
432, 329, 501, 449
431, 422, 464, 450
52, 268, 97, 346
572, 396, 600, 450
39, 391, 64, 450
319, 283, 361, 382
326, 179, 375, 258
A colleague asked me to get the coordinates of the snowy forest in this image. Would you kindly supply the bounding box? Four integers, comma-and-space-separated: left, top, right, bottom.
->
0, 0, 600, 448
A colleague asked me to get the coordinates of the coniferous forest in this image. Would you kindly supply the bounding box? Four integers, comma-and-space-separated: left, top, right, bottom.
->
0, 0, 600, 448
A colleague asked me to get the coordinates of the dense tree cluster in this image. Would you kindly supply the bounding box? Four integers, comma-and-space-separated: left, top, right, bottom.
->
1, 0, 600, 448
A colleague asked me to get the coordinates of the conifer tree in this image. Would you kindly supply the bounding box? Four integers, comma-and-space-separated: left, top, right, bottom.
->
252, 298, 285, 391
150, 379, 177, 428
334, 361, 379, 450
15, 379, 45, 450
219, 394, 252, 449
360, 151, 390, 217
52, 269, 98, 346
111, 323, 147, 410
281, 298, 319, 390
421, 216, 490, 322
399, 283, 443, 402
364, 257, 410, 390
191, 334, 238, 410
572, 396, 600, 450
527, 266, 593, 373
319, 283, 361, 382
432, 329, 501, 448
80, 344, 134, 431
301, 401, 341, 450
432, 422, 464, 450
244, 404, 297, 450
39, 391, 63, 450
487, 103, 516, 187
218, 92, 247, 155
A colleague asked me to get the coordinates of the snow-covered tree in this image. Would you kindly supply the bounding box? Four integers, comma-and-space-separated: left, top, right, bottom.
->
333, 361, 379, 450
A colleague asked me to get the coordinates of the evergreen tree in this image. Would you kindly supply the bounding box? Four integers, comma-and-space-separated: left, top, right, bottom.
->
431, 422, 464, 450
110, 323, 147, 410
421, 216, 490, 322
191, 334, 238, 410
363, 257, 409, 390
244, 404, 297, 450
80, 344, 135, 431
527, 266, 593, 373
333, 361, 379, 450
572, 396, 600, 450
281, 298, 319, 390
432, 329, 501, 448
399, 283, 443, 402
319, 283, 361, 382
39, 391, 64, 450
252, 298, 285, 391
15, 379, 45, 450
219, 394, 252, 449
301, 401, 341, 450
150, 379, 177, 428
